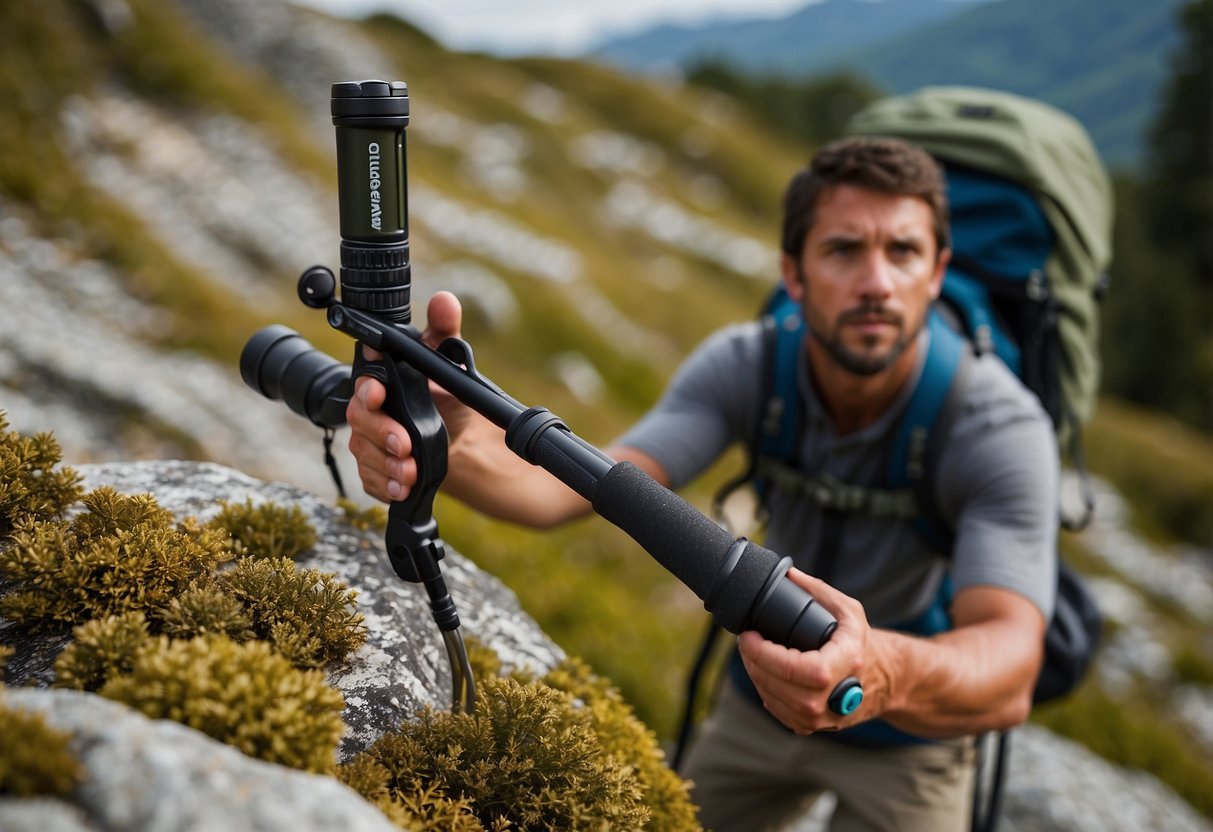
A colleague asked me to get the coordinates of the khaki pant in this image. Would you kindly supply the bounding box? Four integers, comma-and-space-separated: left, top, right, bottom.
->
680, 681, 976, 832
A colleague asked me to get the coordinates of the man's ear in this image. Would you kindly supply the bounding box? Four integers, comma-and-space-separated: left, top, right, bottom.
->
929, 247, 951, 301
780, 253, 805, 302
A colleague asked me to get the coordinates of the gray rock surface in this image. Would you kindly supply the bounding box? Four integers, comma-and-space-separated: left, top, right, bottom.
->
1, 459, 564, 830
95, 459, 563, 754
0, 688, 399, 832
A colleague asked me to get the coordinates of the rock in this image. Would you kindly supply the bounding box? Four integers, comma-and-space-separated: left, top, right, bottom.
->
1, 459, 565, 830
0, 688, 399, 832
999, 724, 1213, 832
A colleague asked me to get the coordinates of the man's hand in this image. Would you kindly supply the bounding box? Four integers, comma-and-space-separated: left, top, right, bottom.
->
740, 569, 1046, 738
738, 569, 879, 734
344, 290, 668, 526
346, 291, 470, 503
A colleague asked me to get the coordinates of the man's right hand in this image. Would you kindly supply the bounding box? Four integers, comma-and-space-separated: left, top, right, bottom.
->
346, 289, 666, 525
346, 290, 470, 503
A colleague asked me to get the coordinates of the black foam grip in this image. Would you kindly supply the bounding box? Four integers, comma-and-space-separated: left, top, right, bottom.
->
592, 462, 730, 599
591, 462, 779, 632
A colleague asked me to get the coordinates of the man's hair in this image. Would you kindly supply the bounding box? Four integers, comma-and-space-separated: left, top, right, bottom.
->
780, 136, 950, 259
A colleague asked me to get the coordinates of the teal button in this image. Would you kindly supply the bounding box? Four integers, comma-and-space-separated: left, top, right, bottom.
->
837, 685, 864, 715
828, 676, 864, 716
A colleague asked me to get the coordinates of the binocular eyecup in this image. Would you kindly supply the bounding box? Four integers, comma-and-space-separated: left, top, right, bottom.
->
240, 325, 351, 429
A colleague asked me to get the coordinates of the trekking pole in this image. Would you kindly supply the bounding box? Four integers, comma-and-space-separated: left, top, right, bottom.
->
317, 298, 864, 716
242, 79, 863, 719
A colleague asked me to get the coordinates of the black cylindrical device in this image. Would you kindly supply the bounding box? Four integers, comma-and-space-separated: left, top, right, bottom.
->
239, 324, 350, 428
331, 80, 411, 323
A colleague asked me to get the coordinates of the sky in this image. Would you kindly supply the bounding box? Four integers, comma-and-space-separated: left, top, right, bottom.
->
286, 0, 816, 56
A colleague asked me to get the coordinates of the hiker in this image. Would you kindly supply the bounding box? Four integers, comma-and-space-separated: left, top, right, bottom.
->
346, 135, 1059, 831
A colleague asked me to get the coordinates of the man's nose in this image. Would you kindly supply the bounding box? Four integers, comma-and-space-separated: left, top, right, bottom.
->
856, 251, 896, 297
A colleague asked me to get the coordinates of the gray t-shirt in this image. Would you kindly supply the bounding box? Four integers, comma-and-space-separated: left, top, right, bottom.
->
617, 321, 1058, 625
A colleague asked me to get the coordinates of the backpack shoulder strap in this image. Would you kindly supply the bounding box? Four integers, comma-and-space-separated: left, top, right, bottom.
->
759, 296, 808, 475
892, 309, 974, 553
711, 289, 805, 522
714, 299, 974, 541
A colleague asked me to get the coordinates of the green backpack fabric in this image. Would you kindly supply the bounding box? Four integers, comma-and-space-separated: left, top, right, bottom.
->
845, 85, 1114, 456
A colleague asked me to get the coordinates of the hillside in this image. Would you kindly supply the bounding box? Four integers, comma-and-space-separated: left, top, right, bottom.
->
2, 0, 1213, 825
590, 0, 1186, 167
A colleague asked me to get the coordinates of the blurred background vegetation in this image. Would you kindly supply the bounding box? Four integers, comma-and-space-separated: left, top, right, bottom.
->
0, 0, 1211, 816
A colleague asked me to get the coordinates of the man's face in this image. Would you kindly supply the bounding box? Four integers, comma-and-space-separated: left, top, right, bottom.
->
781, 184, 947, 377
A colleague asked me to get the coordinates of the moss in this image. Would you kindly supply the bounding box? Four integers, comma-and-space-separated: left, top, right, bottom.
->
53, 611, 152, 692
0, 487, 230, 631
157, 582, 254, 641
1034, 685, 1213, 818
100, 635, 346, 774
1087, 398, 1213, 547
0, 412, 84, 539
1, 418, 698, 823
535, 657, 700, 832
209, 498, 317, 560
338, 755, 486, 832
215, 556, 366, 669
0, 644, 84, 797
344, 674, 650, 831
1172, 643, 1213, 686
338, 498, 387, 532
339, 642, 702, 831
0, 697, 84, 797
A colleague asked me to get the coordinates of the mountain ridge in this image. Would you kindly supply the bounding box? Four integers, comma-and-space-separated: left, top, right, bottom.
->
589, 0, 1185, 166
589, 0, 990, 74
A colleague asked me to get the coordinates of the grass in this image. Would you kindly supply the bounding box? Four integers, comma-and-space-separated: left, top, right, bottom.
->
1034, 685, 1213, 818
1085, 396, 1213, 548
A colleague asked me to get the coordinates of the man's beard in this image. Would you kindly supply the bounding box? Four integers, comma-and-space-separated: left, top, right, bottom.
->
808, 303, 919, 377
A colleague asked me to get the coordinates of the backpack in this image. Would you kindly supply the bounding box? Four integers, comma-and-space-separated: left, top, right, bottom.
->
675, 88, 1111, 828
846, 85, 1115, 486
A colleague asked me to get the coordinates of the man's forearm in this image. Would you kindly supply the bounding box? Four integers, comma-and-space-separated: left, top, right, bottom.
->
876, 589, 1045, 738
442, 415, 594, 528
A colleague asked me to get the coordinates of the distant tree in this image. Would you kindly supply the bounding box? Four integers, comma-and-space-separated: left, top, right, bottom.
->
1143, 0, 1212, 281
1101, 0, 1213, 430
1100, 176, 1203, 420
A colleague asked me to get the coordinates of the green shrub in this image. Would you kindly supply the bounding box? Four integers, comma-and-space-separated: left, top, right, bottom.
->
0, 697, 83, 796
0, 411, 83, 539
215, 556, 366, 668
0, 487, 230, 630
53, 611, 152, 692
209, 498, 317, 560
100, 635, 346, 774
